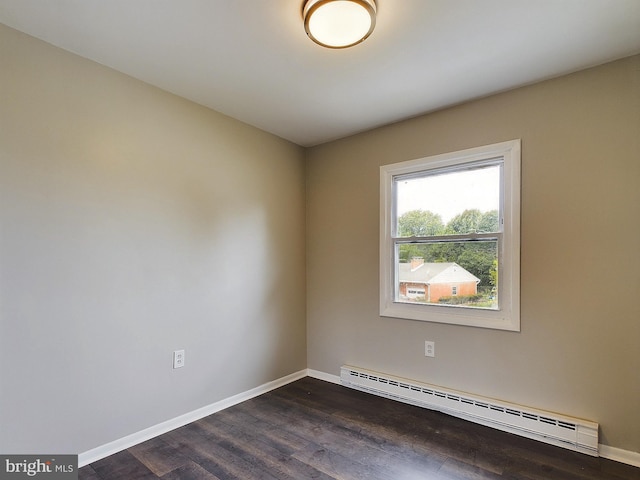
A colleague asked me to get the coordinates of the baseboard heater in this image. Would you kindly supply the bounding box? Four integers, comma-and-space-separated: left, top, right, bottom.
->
340, 365, 598, 457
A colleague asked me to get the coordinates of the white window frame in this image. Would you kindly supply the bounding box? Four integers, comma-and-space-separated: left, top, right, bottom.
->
380, 140, 521, 331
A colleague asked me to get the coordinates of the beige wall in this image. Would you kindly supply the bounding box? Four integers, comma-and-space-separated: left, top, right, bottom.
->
0, 24, 306, 454
306, 55, 640, 452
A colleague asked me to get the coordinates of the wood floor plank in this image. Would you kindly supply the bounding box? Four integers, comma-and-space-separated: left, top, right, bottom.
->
292, 442, 382, 480
80, 378, 640, 480
128, 435, 192, 476
195, 415, 327, 480
89, 449, 159, 479
271, 396, 447, 479
436, 457, 505, 480
214, 406, 315, 457
77, 465, 101, 480
160, 461, 222, 480
163, 423, 281, 480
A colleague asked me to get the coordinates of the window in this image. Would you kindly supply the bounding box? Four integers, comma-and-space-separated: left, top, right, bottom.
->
380, 140, 520, 331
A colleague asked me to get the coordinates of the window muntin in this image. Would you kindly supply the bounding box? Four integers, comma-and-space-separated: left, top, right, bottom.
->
380, 140, 520, 331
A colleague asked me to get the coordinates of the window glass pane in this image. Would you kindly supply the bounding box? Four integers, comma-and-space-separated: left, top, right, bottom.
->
395, 164, 501, 236
396, 240, 498, 309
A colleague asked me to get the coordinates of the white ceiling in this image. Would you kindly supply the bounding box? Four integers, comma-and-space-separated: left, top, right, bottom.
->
1, 1, 639, 147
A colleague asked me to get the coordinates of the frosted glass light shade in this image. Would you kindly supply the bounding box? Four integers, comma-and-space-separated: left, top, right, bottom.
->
303, 0, 376, 49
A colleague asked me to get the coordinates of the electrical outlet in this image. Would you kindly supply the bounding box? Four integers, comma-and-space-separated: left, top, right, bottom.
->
425, 341, 435, 357
173, 349, 185, 369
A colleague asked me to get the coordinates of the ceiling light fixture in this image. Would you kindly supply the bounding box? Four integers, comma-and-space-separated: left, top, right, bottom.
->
303, 0, 377, 49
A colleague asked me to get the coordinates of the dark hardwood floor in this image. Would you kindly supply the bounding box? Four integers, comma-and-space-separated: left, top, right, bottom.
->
79, 377, 639, 479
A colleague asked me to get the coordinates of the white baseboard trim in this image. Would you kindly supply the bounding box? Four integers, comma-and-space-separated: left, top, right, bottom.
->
78, 369, 307, 467
599, 444, 640, 468
306, 368, 340, 384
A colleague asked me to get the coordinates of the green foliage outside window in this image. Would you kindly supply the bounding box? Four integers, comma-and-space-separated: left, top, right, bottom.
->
398, 208, 499, 289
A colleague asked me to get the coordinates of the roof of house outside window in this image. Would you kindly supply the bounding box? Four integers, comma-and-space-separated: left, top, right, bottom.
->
398, 261, 480, 285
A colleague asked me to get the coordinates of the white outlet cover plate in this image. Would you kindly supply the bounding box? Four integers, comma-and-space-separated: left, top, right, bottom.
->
173, 349, 185, 368
425, 341, 435, 357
